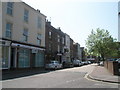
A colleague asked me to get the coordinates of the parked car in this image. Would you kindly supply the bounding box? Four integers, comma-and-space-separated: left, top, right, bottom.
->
98, 61, 104, 66
88, 61, 91, 64
84, 61, 88, 65
62, 60, 73, 68
73, 60, 82, 66
107, 58, 118, 62
116, 58, 120, 63
81, 61, 85, 65
45, 60, 62, 70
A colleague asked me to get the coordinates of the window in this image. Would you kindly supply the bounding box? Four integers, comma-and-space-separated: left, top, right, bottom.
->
35, 52, 44, 67
23, 28, 28, 42
49, 43, 51, 51
24, 9, 29, 22
37, 34, 42, 45
57, 35, 60, 42
7, 2, 14, 16
58, 45, 60, 52
6, 22, 12, 38
18, 49, 30, 68
38, 17, 42, 28
62, 37, 64, 44
49, 31, 51, 38
2, 46, 9, 69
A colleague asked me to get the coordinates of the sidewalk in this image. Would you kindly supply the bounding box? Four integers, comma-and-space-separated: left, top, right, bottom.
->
88, 65, 120, 84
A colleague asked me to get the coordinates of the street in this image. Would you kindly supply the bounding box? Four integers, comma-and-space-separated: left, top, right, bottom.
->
2, 64, 119, 88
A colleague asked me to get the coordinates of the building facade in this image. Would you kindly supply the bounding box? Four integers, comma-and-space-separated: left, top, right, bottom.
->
80, 47, 86, 61
63, 34, 71, 61
73, 43, 81, 60
70, 38, 74, 61
1, 2, 46, 69
45, 21, 65, 63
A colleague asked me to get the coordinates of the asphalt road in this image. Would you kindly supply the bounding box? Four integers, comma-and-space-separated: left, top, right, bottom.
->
2, 64, 119, 88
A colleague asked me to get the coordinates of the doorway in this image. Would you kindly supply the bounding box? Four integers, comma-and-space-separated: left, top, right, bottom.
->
11, 48, 16, 69
31, 53, 35, 68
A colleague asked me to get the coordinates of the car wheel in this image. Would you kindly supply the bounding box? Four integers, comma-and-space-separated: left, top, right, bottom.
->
54, 66, 57, 70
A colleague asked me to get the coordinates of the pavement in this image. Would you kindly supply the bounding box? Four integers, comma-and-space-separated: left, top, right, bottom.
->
88, 64, 120, 84
2, 68, 52, 80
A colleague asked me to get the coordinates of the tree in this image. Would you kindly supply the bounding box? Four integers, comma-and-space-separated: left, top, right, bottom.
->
86, 28, 119, 61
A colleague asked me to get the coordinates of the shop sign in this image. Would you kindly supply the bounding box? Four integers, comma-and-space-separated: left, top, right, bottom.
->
11, 43, 45, 51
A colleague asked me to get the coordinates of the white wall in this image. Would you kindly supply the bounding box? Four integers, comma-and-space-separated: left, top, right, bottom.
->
77, 43, 81, 60
65, 34, 70, 60
2, 2, 46, 47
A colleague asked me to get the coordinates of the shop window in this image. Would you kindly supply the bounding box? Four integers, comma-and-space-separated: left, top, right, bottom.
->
18, 49, 30, 68
35, 52, 44, 67
2, 46, 9, 69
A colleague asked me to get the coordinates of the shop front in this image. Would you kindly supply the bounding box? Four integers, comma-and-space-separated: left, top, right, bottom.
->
0, 39, 45, 70
0, 40, 11, 69
11, 43, 45, 69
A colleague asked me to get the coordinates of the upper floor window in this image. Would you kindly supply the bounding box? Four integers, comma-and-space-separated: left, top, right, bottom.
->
62, 37, 64, 44
37, 34, 42, 45
58, 45, 60, 52
24, 9, 29, 22
5, 22, 12, 38
38, 17, 42, 29
23, 28, 28, 42
49, 31, 52, 38
7, 2, 14, 16
49, 43, 52, 51
57, 35, 60, 42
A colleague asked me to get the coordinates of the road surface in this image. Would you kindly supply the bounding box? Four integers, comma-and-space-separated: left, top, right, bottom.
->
2, 64, 119, 88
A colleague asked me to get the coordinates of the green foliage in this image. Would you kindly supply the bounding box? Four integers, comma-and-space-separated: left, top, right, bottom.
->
86, 28, 119, 60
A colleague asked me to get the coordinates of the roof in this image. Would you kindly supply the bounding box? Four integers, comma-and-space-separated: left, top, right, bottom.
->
22, 1, 46, 17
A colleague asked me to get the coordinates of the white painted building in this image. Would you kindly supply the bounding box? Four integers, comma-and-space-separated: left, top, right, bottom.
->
76, 43, 81, 60
1, 2, 46, 69
63, 33, 71, 61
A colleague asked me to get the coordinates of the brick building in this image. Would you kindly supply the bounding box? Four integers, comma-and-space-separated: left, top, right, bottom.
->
45, 21, 65, 63
70, 38, 74, 61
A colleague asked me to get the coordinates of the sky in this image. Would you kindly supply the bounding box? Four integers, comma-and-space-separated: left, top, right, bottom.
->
22, 0, 118, 47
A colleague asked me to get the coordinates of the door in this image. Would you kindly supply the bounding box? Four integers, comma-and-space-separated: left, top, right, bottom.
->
11, 48, 15, 69
31, 53, 35, 68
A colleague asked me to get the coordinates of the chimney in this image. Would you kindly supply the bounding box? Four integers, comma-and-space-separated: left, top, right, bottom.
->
57, 27, 61, 31
46, 20, 51, 25
37, 9, 40, 13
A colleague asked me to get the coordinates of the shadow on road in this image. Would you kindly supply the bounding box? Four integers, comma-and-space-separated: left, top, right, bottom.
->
2, 68, 54, 80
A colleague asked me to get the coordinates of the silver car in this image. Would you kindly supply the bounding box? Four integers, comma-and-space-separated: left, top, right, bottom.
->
73, 60, 82, 66
45, 60, 62, 70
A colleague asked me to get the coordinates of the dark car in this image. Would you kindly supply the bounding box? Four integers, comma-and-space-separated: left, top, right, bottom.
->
62, 60, 73, 68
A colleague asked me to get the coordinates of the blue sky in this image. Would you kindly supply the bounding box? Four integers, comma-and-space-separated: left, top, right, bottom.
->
23, 0, 118, 47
